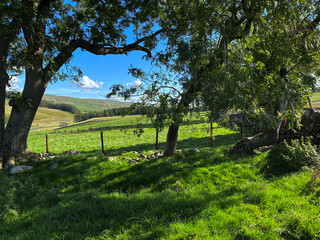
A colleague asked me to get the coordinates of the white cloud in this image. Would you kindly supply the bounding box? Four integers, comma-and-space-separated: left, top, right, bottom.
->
72, 76, 103, 90
126, 79, 142, 89
6, 76, 23, 91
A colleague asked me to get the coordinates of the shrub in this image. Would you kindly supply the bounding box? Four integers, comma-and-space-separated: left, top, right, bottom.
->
263, 137, 320, 176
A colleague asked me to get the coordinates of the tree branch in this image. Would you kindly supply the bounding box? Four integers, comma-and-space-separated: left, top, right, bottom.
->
44, 30, 164, 82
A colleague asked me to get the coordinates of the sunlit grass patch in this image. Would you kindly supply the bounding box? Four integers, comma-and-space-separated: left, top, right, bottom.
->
1, 115, 320, 239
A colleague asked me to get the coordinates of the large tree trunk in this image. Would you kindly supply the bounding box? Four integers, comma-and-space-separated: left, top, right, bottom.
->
0, 39, 10, 153
0, 79, 5, 151
1, 63, 46, 170
164, 122, 180, 156
231, 87, 288, 154
231, 123, 281, 153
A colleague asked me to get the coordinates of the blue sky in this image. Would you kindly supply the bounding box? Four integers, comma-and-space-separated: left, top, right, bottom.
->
9, 42, 156, 100
46, 48, 153, 99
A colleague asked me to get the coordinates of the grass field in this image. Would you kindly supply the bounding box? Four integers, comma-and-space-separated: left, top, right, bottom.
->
42, 94, 131, 112
311, 91, 320, 107
1, 115, 320, 239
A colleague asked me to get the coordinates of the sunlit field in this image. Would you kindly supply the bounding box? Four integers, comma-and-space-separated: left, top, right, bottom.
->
1, 115, 319, 239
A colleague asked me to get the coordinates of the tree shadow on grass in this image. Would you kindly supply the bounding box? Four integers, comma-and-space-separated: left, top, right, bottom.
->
1, 180, 244, 240
0, 138, 264, 239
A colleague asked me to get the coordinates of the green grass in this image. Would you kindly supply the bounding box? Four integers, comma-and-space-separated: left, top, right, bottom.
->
42, 94, 131, 112
311, 91, 320, 107
1, 116, 320, 239
27, 115, 241, 154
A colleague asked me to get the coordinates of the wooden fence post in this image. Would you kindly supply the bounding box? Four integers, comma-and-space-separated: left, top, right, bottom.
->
308, 96, 313, 110
210, 123, 213, 147
100, 131, 104, 153
240, 121, 244, 140
156, 128, 159, 150
46, 134, 49, 153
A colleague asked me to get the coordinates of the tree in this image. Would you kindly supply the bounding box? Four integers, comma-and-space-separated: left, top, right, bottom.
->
109, 0, 262, 155
0, 0, 163, 170
157, 0, 261, 155
0, 1, 22, 156
158, 0, 320, 155
200, 1, 320, 153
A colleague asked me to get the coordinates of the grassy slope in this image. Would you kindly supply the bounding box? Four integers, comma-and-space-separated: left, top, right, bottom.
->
0, 116, 319, 239
5, 99, 74, 129
42, 94, 132, 112
311, 91, 320, 107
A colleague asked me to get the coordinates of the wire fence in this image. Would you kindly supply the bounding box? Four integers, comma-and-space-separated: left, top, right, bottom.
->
36, 122, 257, 155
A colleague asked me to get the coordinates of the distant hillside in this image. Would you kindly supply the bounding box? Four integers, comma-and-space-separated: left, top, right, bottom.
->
42, 94, 132, 112
5, 99, 74, 128
311, 91, 320, 108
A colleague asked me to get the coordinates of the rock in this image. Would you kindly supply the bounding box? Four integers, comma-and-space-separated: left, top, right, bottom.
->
255, 145, 273, 153
48, 163, 58, 170
108, 157, 116, 161
139, 154, 146, 159
154, 152, 161, 157
10, 165, 34, 174
93, 157, 98, 160
123, 157, 131, 161
63, 150, 81, 155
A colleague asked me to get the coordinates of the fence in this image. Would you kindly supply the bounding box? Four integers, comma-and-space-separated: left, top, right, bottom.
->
40, 121, 256, 154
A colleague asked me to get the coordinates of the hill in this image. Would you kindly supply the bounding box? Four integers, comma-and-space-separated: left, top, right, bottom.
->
311, 91, 320, 108
5, 99, 74, 129
42, 94, 132, 112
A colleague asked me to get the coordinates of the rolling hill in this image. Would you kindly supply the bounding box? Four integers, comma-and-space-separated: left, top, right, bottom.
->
311, 91, 320, 108
42, 94, 132, 112
5, 99, 74, 129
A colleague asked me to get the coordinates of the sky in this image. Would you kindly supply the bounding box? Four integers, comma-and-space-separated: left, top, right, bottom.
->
8, 42, 155, 100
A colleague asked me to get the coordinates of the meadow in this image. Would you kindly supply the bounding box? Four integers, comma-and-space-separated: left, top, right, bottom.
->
1, 114, 320, 239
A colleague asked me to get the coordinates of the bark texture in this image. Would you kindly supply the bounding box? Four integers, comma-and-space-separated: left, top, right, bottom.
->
231, 109, 320, 154
231, 127, 280, 154
164, 122, 180, 156
1, 60, 46, 170
0, 39, 10, 160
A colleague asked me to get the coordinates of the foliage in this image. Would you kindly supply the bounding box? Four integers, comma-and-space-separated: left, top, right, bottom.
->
1, 0, 165, 168
263, 137, 320, 176
202, 1, 320, 127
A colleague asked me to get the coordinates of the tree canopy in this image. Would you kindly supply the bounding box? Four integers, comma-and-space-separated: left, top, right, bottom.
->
114, 0, 320, 154
0, 0, 164, 170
